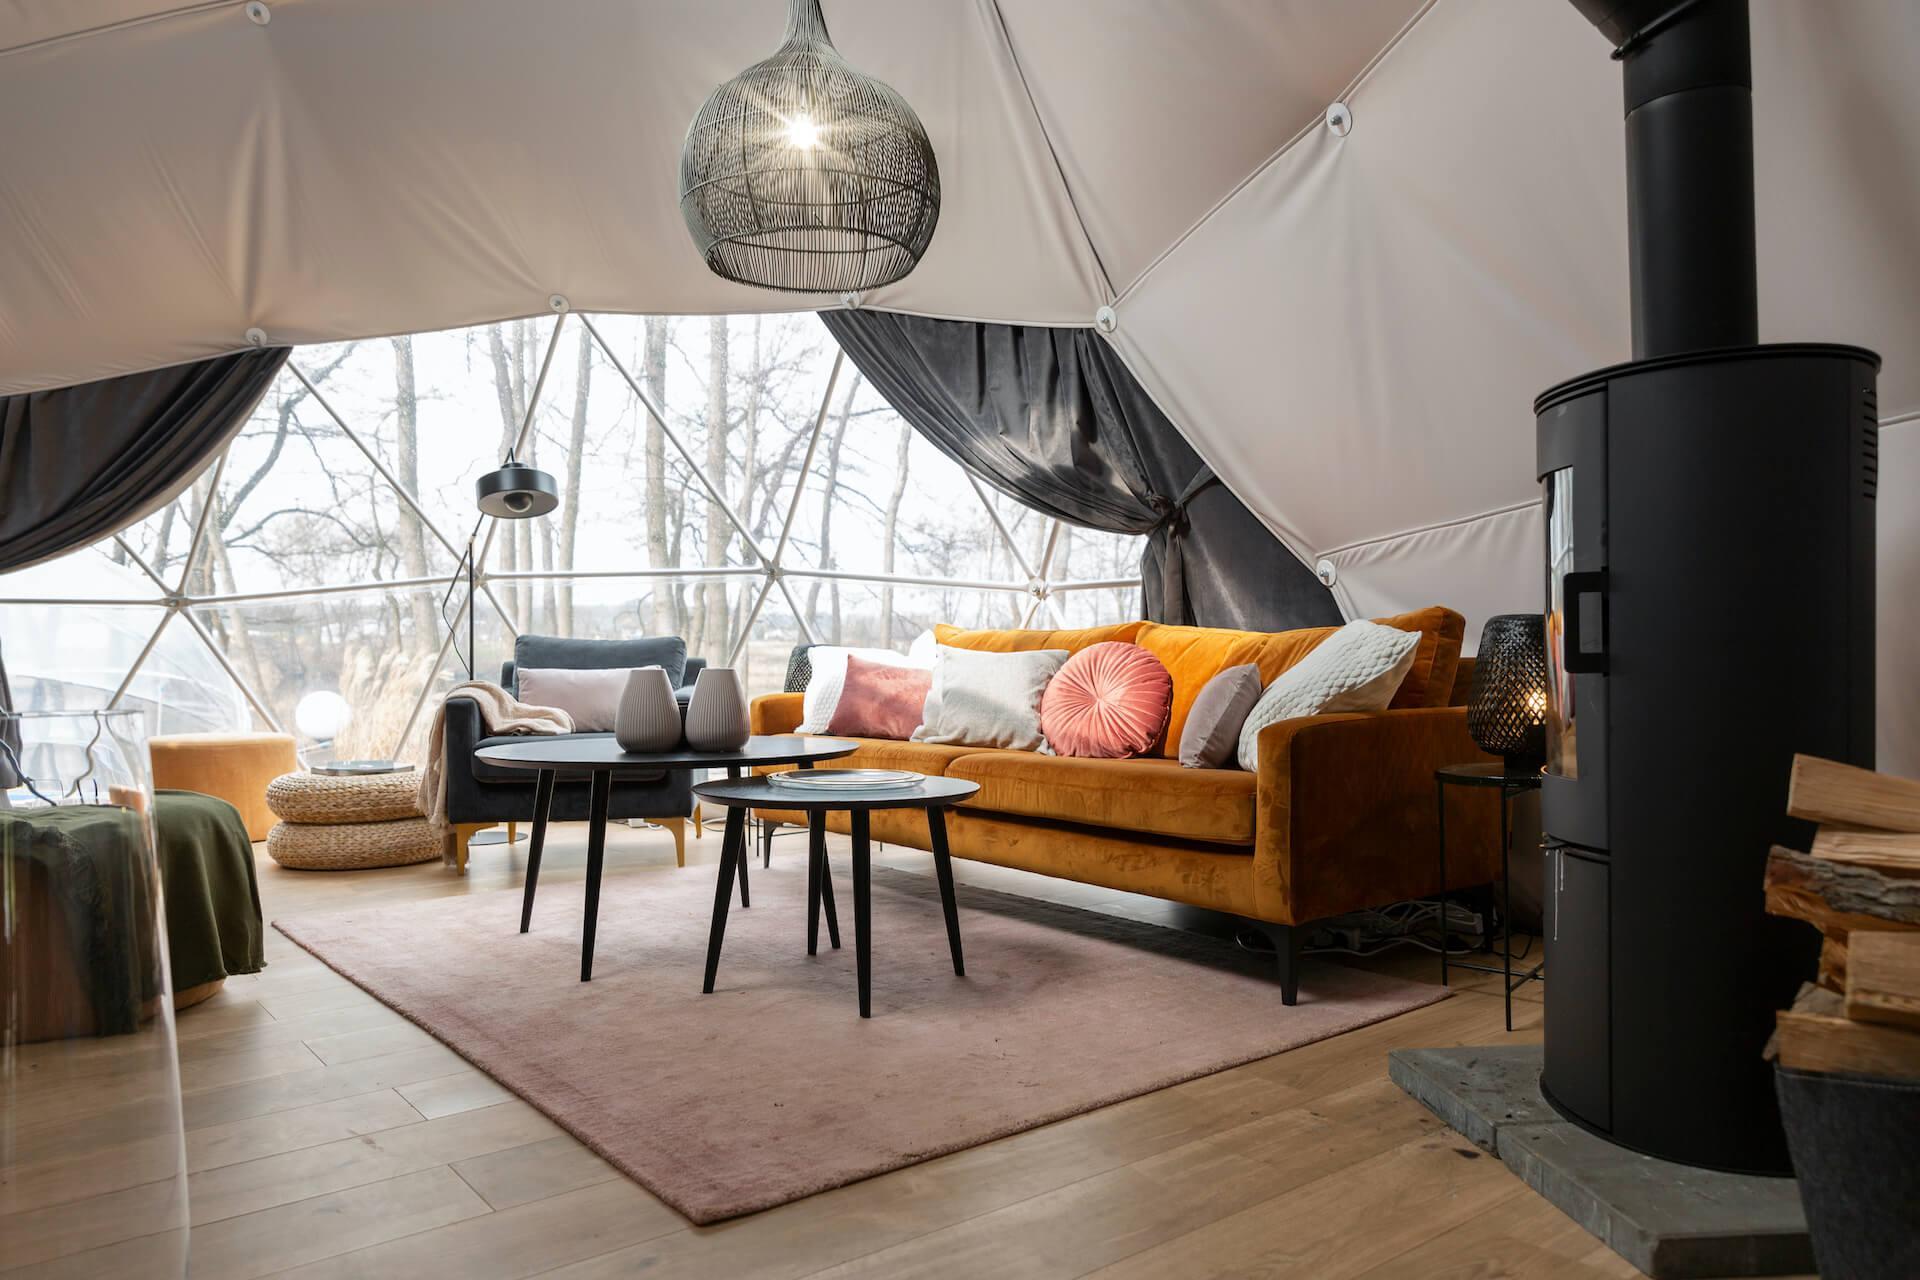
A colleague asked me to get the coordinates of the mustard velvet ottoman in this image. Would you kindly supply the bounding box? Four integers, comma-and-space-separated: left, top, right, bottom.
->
148, 732, 299, 841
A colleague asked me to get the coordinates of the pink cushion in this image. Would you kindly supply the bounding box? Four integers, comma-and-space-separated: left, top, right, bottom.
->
826, 655, 934, 741
1039, 641, 1173, 758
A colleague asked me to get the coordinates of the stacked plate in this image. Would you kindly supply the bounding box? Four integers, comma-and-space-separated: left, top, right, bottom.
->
766, 769, 922, 790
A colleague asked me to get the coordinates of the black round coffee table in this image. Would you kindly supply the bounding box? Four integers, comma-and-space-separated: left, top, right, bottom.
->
475, 735, 857, 981
693, 773, 980, 1018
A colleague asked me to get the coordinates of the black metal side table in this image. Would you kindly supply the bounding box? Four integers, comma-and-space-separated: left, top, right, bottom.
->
1436, 761, 1544, 1030
693, 773, 979, 1018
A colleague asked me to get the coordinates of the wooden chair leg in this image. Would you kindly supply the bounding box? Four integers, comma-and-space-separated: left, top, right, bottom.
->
661, 817, 687, 867
451, 823, 493, 875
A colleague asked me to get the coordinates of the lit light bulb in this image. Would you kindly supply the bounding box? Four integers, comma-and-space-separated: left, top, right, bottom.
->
1526, 688, 1548, 720
785, 113, 821, 149
295, 690, 353, 742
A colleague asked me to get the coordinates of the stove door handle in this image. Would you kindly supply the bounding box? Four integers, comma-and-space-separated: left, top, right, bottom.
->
1561, 569, 1609, 674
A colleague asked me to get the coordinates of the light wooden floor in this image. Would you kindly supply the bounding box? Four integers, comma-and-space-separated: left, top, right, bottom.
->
5, 820, 1653, 1280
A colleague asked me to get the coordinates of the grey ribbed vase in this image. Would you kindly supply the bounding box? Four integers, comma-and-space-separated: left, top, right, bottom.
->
683, 667, 750, 751
614, 667, 682, 753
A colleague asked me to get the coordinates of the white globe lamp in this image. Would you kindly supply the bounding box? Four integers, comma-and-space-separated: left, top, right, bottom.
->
295, 690, 352, 743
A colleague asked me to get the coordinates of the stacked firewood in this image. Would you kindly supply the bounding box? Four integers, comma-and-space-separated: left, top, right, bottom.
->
1764, 755, 1920, 1079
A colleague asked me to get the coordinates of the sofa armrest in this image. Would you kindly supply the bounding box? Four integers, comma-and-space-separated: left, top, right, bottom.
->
751, 691, 805, 736
440, 697, 489, 823
1252, 706, 1501, 925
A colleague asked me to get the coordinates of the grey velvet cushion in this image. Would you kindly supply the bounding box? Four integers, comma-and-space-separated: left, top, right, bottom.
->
1179, 663, 1263, 769
511, 634, 686, 694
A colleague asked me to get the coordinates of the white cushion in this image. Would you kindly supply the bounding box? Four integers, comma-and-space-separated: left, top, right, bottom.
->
1235, 621, 1420, 771
796, 646, 927, 733
516, 666, 646, 733
913, 645, 1069, 751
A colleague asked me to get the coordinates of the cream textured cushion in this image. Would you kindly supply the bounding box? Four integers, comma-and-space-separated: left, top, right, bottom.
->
516, 666, 640, 733
913, 645, 1069, 751
1235, 621, 1420, 771
797, 646, 927, 733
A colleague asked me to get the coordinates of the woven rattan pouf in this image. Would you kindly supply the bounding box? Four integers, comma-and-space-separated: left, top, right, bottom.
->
266, 815, 439, 871
265, 770, 435, 870
267, 770, 420, 825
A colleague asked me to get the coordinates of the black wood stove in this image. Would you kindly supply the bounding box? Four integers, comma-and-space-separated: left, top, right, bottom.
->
1536, 0, 1879, 1174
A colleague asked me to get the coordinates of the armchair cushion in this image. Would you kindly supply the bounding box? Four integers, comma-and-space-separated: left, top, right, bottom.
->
509, 634, 686, 694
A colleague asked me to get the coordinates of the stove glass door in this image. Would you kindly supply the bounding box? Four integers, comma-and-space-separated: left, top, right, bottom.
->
1545, 467, 1579, 780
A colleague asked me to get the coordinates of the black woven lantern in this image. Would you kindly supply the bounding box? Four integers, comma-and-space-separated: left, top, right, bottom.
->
1466, 613, 1549, 772
679, 0, 940, 294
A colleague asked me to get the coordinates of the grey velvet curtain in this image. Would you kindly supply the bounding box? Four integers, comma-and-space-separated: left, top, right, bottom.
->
820, 310, 1340, 631
0, 348, 289, 574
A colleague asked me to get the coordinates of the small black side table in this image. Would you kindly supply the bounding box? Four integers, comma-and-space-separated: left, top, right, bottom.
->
1436, 761, 1544, 1031
694, 773, 980, 1018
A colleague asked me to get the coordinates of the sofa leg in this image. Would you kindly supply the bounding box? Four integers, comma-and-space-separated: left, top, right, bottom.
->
692, 804, 704, 838
661, 817, 687, 868
760, 819, 775, 868
451, 823, 492, 875
1263, 923, 1302, 1006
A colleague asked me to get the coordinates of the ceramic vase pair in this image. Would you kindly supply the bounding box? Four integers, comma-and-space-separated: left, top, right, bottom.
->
613, 666, 749, 753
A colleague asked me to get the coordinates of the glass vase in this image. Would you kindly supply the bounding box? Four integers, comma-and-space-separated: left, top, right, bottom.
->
1, 708, 188, 1276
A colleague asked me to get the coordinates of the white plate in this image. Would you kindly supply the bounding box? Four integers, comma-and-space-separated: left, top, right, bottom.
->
766, 768, 922, 789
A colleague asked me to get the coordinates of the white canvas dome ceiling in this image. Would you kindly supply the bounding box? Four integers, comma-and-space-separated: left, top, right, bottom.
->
2, 0, 1917, 767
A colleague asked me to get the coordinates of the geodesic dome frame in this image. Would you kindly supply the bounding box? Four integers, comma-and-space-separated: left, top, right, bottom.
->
0, 308, 1140, 760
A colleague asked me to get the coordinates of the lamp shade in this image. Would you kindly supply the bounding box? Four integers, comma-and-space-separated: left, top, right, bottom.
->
679, 0, 940, 293
1466, 613, 1548, 770
476, 464, 559, 519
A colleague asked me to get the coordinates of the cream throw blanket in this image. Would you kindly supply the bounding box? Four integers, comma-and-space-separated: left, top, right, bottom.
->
418, 680, 574, 864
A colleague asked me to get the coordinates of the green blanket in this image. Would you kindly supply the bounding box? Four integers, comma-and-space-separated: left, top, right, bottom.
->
154, 789, 266, 993
0, 789, 263, 1034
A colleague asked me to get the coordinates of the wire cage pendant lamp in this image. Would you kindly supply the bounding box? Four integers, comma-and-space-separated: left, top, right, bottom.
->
679, 0, 940, 294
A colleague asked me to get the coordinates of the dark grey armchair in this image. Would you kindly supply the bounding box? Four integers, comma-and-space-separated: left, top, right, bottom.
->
442, 634, 704, 870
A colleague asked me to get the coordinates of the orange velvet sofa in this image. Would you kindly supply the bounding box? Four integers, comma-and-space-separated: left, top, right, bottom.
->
749, 608, 1501, 1003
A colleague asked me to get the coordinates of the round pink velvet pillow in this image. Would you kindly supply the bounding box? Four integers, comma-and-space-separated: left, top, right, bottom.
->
1039, 641, 1174, 758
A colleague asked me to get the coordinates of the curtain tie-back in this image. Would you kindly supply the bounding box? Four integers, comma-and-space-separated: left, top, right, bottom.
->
1150, 466, 1220, 624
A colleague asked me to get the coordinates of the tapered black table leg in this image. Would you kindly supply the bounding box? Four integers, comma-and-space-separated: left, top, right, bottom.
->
806, 810, 824, 956
797, 749, 839, 946
729, 766, 750, 908
1500, 782, 1513, 1033
1436, 777, 1449, 987
819, 851, 841, 949
703, 804, 746, 993
852, 809, 872, 1018
519, 768, 556, 933
927, 806, 964, 976
579, 770, 612, 982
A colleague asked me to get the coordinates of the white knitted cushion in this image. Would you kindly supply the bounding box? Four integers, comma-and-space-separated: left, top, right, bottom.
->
913, 645, 1069, 751
797, 646, 927, 733
1235, 621, 1420, 771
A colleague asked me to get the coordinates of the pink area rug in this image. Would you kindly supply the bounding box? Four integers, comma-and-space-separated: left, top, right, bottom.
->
275, 862, 1445, 1223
